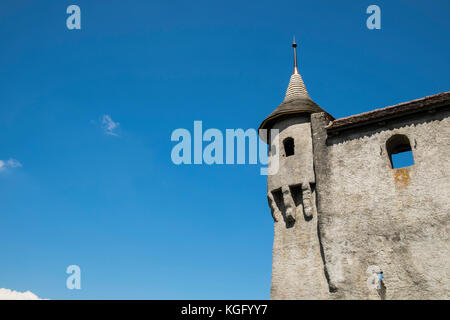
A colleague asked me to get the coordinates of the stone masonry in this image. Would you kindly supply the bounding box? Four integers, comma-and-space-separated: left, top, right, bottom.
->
259, 42, 450, 300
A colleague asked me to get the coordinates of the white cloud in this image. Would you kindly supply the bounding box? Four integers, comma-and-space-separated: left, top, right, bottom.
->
0, 158, 22, 172
7, 158, 22, 168
0, 288, 44, 300
101, 114, 120, 136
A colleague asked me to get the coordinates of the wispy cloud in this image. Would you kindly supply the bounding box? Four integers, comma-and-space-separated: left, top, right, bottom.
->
101, 114, 120, 136
0, 288, 45, 300
0, 158, 22, 172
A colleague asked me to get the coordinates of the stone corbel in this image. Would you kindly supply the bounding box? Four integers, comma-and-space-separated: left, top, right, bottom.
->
302, 183, 315, 220
281, 186, 296, 223
267, 192, 282, 222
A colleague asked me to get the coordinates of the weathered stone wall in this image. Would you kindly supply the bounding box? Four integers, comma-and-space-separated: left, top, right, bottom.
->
268, 116, 329, 299
311, 109, 450, 299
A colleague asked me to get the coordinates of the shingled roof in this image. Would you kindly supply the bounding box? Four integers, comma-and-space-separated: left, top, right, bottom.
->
259, 41, 328, 135
327, 91, 450, 132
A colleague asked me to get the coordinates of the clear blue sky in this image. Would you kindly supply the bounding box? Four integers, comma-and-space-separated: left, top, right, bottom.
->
0, 0, 449, 299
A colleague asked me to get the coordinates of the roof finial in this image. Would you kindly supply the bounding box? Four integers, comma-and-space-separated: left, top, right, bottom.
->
292, 36, 299, 75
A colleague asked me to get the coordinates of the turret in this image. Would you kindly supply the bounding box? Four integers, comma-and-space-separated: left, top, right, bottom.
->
259, 40, 331, 299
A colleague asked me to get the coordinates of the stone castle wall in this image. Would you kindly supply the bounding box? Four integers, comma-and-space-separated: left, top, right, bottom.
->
309, 109, 450, 299
268, 115, 329, 299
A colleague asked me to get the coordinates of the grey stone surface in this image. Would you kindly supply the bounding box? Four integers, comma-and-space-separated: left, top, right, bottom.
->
267, 115, 329, 299
265, 107, 450, 300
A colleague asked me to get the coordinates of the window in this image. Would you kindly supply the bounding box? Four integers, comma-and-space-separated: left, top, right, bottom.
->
283, 137, 295, 157
386, 134, 414, 169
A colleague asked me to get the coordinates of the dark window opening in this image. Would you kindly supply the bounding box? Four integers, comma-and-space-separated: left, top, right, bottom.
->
271, 189, 284, 214
289, 184, 303, 208
386, 134, 414, 169
283, 137, 295, 157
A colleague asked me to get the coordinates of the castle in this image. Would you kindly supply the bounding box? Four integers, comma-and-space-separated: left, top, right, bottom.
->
259, 41, 450, 299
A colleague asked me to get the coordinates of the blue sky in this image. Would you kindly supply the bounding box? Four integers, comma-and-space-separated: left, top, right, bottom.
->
0, 0, 449, 299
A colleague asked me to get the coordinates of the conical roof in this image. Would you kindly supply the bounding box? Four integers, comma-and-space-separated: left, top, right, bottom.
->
259, 41, 329, 137
284, 72, 310, 101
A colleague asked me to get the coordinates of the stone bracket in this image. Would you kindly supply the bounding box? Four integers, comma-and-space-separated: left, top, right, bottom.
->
268, 182, 317, 224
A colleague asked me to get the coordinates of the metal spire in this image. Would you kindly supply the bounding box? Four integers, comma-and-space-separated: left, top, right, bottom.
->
292, 36, 299, 75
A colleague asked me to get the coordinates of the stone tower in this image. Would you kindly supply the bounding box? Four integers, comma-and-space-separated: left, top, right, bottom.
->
259, 42, 450, 300
259, 40, 331, 299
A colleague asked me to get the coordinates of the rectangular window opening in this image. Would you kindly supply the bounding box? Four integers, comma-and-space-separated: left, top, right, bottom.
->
391, 150, 414, 169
